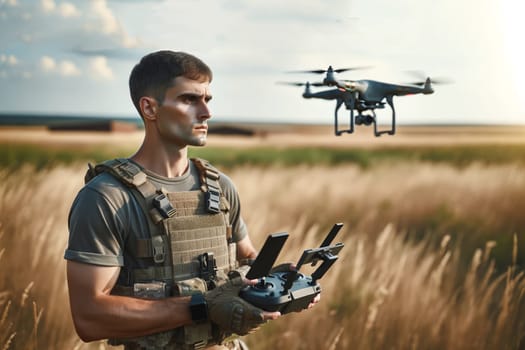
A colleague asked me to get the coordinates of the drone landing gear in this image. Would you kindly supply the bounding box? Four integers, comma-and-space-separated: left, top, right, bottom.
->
371, 95, 396, 137
334, 94, 397, 137
357, 110, 395, 137
334, 99, 354, 136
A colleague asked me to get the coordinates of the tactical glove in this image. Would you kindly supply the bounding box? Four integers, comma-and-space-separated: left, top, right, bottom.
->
227, 264, 251, 280
204, 276, 265, 335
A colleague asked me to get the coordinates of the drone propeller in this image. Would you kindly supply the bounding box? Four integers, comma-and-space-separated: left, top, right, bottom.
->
287, 66, 372, 75
408, 78, 453, 86
276, 81, 325, 87
405, 70, 453, 86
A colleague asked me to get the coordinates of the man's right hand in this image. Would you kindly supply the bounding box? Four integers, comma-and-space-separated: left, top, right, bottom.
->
204, 276, 280, 335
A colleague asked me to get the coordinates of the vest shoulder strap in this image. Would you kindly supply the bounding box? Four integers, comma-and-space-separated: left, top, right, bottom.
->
191, 158, 225, 214
84, 158, 156, 198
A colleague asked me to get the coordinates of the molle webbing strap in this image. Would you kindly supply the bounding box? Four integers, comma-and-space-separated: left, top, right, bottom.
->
133, 236, 168, 264
165, 192, 230, 216
191, 158, 232, 243
92, 158, 157, 199
191, 158, 222, 214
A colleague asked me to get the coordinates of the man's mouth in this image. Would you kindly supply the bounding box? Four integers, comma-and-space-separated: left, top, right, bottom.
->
194, 123, 208, 132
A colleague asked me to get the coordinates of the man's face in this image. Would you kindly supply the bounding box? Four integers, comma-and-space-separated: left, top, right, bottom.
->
155, 76, 212, 147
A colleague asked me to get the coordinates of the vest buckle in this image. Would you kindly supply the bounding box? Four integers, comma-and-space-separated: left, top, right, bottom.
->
152, 236, 166, 264
153, 245, 165, 264
115, 161, 147, 187
205, 188, 221, 214
198, 252, 218, 288
153, 193, 176, 218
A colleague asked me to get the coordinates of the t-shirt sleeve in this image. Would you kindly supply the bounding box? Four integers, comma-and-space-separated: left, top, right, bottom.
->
219, 172, 249, 243
64, 184, 126, 267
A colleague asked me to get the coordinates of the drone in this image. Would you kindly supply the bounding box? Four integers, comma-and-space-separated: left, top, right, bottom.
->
280, 66, 443, 137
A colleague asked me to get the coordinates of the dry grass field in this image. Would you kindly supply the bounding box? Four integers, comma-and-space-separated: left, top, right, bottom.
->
1, 125, 525, 349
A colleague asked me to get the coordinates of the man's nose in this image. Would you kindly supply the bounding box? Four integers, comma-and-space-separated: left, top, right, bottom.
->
197, 101, 211, 121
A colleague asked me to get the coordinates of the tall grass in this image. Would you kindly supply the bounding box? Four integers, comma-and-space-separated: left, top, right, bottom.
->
232, 163, 525, 269
0, 165, 97, 349
228, 163, 525, 349
0, 161, 524, 349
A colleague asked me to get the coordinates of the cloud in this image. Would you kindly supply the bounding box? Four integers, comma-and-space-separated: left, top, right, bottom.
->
0, 54, 18, 65
41, 0, 55, 13
1, 0, 18, 7
91, 0, 117, 34
90, 0, 138, 48
89, 56, 113, 80
41, 55, 115, 80
41, 0, 80, 18
58, 2, 80, 18
40, 55, 56, 72
59, 60, 81, 76
40, 55, 80, 77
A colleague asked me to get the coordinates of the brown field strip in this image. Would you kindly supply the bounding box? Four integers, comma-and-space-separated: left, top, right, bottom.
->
1, 124, 525, 149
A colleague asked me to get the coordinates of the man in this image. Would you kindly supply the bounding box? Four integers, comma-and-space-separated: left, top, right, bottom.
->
65, 50, 283, 350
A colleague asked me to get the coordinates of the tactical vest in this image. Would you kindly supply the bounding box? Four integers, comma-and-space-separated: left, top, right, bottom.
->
85, 158, 237, 350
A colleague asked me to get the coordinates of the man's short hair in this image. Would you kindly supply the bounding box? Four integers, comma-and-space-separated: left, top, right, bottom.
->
129, 50, 213, 117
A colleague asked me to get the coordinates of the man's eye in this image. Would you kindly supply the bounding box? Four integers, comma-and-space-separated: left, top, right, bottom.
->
182, 95, 198, 104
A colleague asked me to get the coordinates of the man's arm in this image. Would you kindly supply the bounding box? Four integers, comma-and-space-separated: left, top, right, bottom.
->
67, 259, 281, 342
236, 235, 258, 261
66, 260, 193, 342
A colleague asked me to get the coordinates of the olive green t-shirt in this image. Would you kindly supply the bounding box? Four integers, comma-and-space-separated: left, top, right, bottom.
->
64, 159, 248, 274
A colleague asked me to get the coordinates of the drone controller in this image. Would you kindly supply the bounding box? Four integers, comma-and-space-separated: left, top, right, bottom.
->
239, 223, 344, 314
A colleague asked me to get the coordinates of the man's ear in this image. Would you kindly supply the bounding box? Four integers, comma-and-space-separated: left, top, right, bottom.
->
140, 97, 158, 121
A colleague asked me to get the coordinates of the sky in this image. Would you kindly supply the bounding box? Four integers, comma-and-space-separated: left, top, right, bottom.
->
0, 0, 524, 125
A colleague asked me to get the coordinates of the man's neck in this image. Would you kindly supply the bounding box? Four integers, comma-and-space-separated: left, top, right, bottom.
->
130, 143, 189, 178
